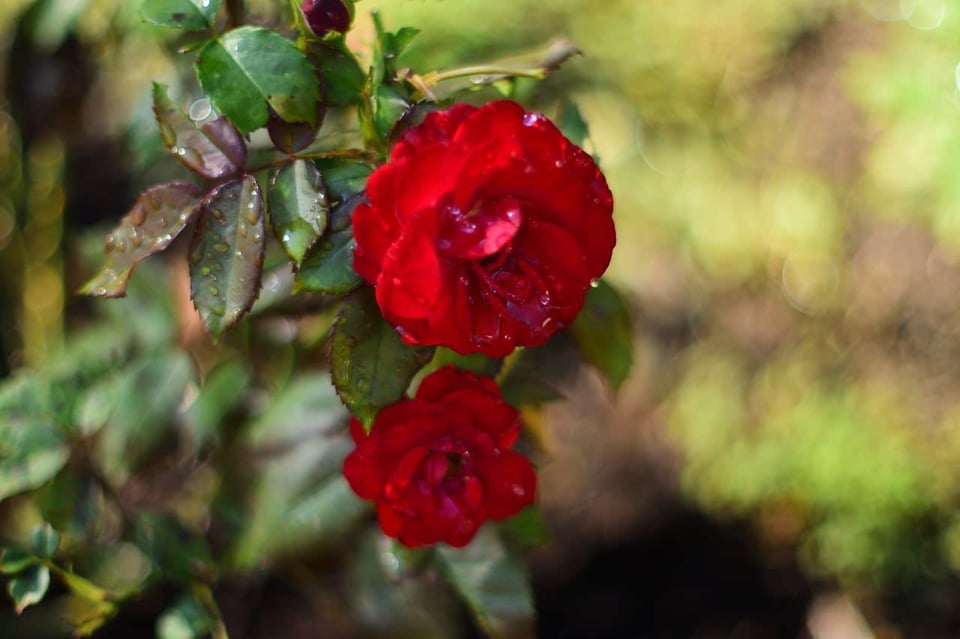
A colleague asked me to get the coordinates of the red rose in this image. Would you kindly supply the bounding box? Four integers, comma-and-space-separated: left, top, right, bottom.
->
343, 366, 537, 547
353, 100, 615, 357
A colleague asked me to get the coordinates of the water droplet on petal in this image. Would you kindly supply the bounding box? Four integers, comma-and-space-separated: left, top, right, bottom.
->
521, 113, 540, 127
590, 278, 600, 288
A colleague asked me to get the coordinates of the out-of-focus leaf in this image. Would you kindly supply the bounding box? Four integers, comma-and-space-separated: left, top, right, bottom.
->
232, 374, 365, 566
569, 279, 632, 391
30, 523, 60, 560
349, 530, 461, 639
136, 512, 214, 584
330, 289, 434, 428
141, 0, 223, 31
0, 418, 69, 502
7, 566, 49, 614
156, 595, 212, 639
500, 507, 551, 549
269, 159, 329, 264
76, 371, 130, 437
188, 176, 266, 339
554, 98, 590, 148
196, 26, 320, 133
296, 197, 363, 295
314, 159, 373, 203
79, 183, 202, 298
7, 565, 50, 615
95, 352, 194, 481
424, 348, 502, 379
0, 549, 35, 575
436, 526, 536, 639
153, 84, 246, 178
183, 359, 252, 450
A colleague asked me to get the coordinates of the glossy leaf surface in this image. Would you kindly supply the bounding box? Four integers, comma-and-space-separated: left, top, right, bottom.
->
296, 197, 362, 295
80, 183, 201, 298
188, 176, 266, 338
196, 27, 320, 133
268, 159, 329, 264
153, 83, 246, 179
330, 288, 434, 427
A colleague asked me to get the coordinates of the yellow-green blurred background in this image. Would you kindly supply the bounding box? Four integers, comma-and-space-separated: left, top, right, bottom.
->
5, 0, 960, 634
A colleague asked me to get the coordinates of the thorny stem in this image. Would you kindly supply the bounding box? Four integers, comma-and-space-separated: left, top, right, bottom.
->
247, 148, 378, 174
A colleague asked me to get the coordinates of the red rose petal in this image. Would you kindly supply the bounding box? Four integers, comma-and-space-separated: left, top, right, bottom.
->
483, 451, 537, 520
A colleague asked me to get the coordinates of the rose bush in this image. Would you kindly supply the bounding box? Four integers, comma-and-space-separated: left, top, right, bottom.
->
353, 100, 616, 357
343, 366, 537, 547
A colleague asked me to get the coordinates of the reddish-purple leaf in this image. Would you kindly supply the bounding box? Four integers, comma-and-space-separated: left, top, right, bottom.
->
80, 182, 201, 297
153, 83, 246, 180
188, 176, 266, 339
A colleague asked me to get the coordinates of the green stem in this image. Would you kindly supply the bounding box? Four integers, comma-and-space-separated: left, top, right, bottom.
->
247, 149, 377, 174
192, 583, 229, 639
44, 562, 115, 603
419, 65, 548, 85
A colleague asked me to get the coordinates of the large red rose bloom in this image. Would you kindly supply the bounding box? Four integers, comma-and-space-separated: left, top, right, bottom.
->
343, 366, 537, 547
352, 101, 615, 357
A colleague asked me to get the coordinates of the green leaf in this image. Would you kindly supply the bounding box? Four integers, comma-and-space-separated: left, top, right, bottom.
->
188, 176, 266, 338
79, 183, 202, 298
152, 83, 246, 179
232, 374, 366, 566
435, 527, 536, 639
30, 523, 60, 559
268, 159, 329, 264
0, 549, 36, 575
95, 352, 194, 481
554, 98, 590, 148
316, 46, 366, 106
371, 83, 411, 144
330, 288, 434, 427
8, 565, 50, 614
314, 159, 372, 203
136, 513, 214, 583
184, 359, 252, 450
157, 595, 212, 639
569, 280, 632, 391
0, 418, 69, 502
141, 0, 222, 31
500, 507, 551, 549
295, 197, 363, 295
196, 26, 320, 134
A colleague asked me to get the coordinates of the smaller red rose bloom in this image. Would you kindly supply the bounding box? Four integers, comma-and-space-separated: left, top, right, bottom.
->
343, 366, 537, 547
299, 0, 351, 36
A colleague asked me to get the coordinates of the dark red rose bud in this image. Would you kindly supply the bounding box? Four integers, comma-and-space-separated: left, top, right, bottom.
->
300, 0, 351, 37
